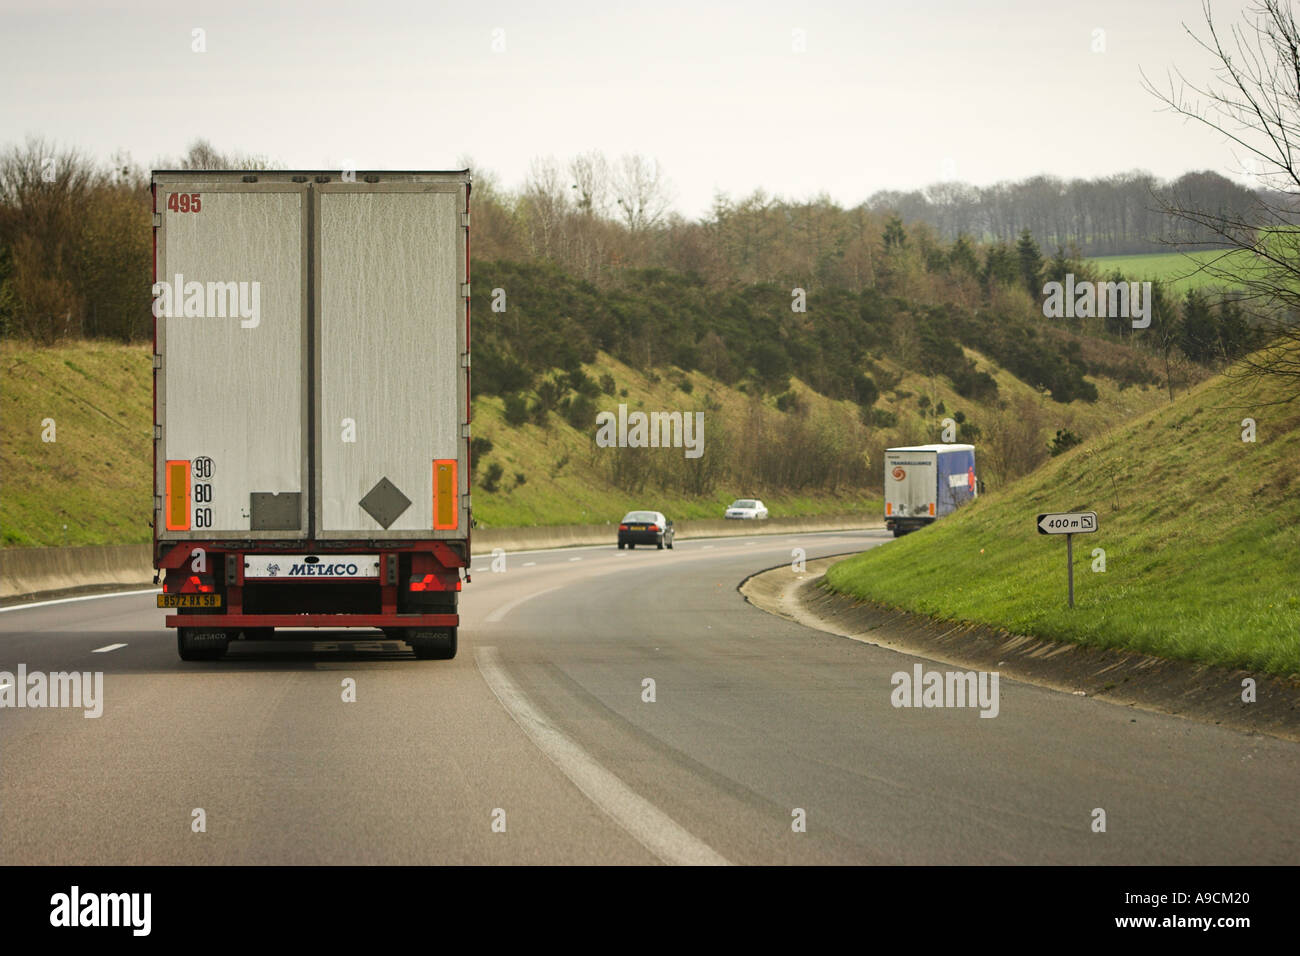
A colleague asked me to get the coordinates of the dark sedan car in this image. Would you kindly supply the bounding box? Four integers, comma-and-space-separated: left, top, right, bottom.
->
617, 510, 674, 550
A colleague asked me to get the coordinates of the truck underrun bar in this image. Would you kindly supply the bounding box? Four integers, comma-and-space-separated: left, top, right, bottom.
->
166, 614, 459, 628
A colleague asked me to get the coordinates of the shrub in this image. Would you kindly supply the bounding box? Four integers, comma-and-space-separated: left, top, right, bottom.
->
470, 436, 493, 474
481, 462, 504, 492
562, 393, 598, 429
503, 393, 529, 426
1049, 428, 1083, 456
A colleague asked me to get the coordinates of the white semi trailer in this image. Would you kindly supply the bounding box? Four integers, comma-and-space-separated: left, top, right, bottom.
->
151, 170, 472, 661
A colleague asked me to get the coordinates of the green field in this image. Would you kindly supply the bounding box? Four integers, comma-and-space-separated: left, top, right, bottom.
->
825, 357, 1300, 676
1088, 249, 1262, 295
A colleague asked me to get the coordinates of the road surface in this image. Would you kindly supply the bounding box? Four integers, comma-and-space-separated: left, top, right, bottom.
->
2, 529, 1296, 864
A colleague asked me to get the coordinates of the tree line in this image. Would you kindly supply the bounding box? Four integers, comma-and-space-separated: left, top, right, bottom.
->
0, 136, 1270, 400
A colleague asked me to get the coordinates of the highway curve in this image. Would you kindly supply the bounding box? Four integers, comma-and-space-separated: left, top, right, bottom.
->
1, 529, 1296, 865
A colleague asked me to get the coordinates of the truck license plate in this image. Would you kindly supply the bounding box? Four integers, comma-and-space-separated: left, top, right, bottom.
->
157, 594, 222, 608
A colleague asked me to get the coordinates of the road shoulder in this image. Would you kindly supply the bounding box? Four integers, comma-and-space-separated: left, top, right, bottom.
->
741, 556, 1300, 743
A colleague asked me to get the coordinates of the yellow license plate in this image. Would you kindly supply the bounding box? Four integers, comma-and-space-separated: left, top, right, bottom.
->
157, 594, 222, 608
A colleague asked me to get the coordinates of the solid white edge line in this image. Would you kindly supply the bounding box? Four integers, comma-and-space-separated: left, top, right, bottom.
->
91, 643, 128, 653
474, 645, 730, 866
0, 588, 160, 614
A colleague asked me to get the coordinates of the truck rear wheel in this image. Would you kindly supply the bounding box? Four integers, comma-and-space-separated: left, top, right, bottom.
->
177, 627, 229, 661
407, 628, 457, 661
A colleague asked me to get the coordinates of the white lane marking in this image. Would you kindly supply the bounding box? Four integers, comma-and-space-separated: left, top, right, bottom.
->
0, 588, 159, 614
475, 646, 730, 866
91, 643, 128, 653
522, 562, 537, 567
568, 557, 582, 562
485, 586, 563, 623
702, 545, 714, 550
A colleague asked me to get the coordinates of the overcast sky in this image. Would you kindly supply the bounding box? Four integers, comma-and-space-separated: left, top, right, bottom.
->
0, 0, 1264, 217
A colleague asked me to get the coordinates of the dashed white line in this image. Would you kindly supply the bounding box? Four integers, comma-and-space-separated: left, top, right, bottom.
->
568, 557, 582, 562
475, 646, 730, 866
91, 643, 128, 653
522, 561, 537, 567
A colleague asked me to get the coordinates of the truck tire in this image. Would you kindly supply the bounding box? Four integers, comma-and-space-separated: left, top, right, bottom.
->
177, 627, 229, 661
408, 628, 457, 661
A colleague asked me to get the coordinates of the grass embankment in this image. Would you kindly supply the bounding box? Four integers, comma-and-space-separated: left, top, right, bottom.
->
1, 341, 152, 546
0, 337, 1170, 547
825, 362, 1300, 676
0, 341, 881, 546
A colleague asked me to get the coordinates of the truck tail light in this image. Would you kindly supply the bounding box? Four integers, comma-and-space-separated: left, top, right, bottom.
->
886, 503, 892, 515
164, 460, 191, 530
433, 459, 458, 530
410, 573, 461, 593
178, 574, 214, 593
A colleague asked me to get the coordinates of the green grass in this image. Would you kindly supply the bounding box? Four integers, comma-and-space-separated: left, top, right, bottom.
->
1, 341, 153, 546
825, 360, 1300, 676
1088, 250, 1264, 295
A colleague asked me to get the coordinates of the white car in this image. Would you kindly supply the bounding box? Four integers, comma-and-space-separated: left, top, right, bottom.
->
724, 498, 768, 520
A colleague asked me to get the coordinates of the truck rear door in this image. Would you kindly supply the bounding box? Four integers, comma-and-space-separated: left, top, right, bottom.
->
313, 182, 470, 539
154, 181, 309, 541
885, 450, 937, 519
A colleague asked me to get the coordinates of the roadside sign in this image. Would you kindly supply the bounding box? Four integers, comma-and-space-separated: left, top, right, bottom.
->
1037, 512, 1098, 535
1036, 512, 1099, 608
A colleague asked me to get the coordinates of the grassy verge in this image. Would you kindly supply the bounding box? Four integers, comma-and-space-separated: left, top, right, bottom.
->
825, 361, 1300, 676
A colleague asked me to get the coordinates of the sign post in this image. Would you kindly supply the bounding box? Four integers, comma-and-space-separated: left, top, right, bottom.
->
1036, 512, 1098, 608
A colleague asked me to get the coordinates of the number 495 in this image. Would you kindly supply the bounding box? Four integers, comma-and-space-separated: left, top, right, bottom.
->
167, 192, 201, 213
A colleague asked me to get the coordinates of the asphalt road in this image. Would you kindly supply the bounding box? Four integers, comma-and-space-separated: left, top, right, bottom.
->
1, 529, 1296, 865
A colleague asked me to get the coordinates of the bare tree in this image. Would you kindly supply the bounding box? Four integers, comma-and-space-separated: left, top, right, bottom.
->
161, 139, 280, 170
520, 156, 570, 260
612, 154, 672, 232
568, 150, 610, 217
1143, 0, 1300, 402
